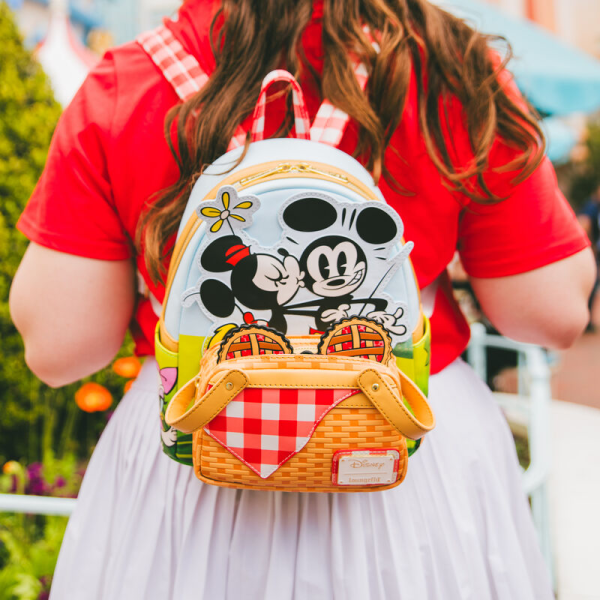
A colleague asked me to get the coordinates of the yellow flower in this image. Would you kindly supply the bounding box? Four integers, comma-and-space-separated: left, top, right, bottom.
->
199, 190, 254, 233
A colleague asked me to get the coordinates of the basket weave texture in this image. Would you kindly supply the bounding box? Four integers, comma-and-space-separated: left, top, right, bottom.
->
196, 403, 408, 493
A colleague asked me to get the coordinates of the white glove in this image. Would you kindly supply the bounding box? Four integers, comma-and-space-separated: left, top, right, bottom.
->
321, 304, 351, 323
366, 307, 408, 336
161, 426, 178, 447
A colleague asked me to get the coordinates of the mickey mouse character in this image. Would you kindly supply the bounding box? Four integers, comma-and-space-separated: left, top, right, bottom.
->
190, 189, 411, 339
278, 196, 410, 335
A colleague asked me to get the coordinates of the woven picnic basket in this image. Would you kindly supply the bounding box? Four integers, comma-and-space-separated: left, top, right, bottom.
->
165, 320, 434, 493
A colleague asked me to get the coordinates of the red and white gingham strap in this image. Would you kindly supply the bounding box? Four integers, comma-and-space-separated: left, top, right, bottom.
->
137, 26, 208, 103
138, 26, 375, 151
310, 59, 369, 147
137, 26, 247, 152
310, 26, 378, 147
250, 70, 311, 143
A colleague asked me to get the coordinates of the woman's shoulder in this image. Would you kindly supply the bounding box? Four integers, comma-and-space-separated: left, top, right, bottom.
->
88, 41, 178, 127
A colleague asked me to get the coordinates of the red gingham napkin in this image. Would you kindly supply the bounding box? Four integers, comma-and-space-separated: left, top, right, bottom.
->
205, 387, 360, 478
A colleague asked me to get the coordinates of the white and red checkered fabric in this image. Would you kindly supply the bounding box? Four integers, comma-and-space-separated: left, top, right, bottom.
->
310, 25, 380, 148
309, 60, 369, 147
310, 25, 378, 147
205, 387, 359, 478
137, 26, 247, 152
137, 26, 208, 103
250, 70, 312, 143
138, 26, 376, 155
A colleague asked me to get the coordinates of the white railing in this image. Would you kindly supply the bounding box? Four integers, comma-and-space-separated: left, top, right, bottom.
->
466, 322, 554, 581
0, 493, 76, 516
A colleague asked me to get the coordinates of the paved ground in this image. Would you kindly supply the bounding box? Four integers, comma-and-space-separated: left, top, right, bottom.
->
487, 309, 600, 599
550, 400, 600, 600
551, 327, 600, 409
549, 315, 600, 599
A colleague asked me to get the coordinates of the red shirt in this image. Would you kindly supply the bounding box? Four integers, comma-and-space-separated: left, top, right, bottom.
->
17, 0, 589, 373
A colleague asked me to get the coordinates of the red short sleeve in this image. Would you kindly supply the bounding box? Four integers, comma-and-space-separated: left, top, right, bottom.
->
458, 157, 589, 278
17, 52, 132, 260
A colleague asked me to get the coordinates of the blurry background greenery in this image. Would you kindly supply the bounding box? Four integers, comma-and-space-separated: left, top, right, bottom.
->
0, 9, 136, 597
0, 3, 133, 469
559, 120, 600, 207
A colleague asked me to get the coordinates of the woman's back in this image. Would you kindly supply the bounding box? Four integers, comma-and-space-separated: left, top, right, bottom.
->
10, 2, 595, 598
16, 0, 589, 373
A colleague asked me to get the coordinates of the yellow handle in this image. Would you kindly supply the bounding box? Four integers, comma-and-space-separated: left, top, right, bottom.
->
165, 369, 249, 434
357, 369, 435, 440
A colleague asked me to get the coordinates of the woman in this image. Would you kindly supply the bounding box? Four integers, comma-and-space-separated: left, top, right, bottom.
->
10, 0, 595, 598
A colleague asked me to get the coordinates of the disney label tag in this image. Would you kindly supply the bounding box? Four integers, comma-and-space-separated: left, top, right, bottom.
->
332, 449, 399, 486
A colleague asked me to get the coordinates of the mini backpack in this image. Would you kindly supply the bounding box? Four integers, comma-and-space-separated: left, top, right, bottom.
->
138, 26, 434, 492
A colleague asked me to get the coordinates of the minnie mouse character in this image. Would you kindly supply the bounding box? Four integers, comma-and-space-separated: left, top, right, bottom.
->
187, 189, 412, 340
193, 234, 305, 333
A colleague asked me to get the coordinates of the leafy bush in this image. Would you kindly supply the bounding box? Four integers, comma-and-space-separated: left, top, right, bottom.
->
0, 512, 67, 600
0, 454, 88, 597
0, 3, 133, 464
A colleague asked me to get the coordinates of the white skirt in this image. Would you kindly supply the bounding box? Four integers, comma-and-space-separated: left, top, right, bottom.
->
50, 358, 553, 600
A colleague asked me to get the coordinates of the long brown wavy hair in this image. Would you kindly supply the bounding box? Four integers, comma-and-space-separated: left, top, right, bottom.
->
138, 0, 544, 283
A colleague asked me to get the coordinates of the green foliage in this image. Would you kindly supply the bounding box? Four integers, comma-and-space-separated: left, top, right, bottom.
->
0, 512, 68, 599
0, 2, 61, 460
0, 3, 134, 463
567, 120, 600, 209
0, 454, 87, 598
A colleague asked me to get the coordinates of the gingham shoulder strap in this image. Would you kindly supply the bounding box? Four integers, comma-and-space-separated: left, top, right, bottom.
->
137, 24, 373, 151
310, 27, 376, 147
137, 25, 247, 151
309, 60, 369, 147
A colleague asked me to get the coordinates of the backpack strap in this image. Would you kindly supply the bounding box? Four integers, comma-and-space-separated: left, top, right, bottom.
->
310, 61, 369, 147
137, 25, 376, 151
250, 70, 312, 143
310, 27, 378, 147
137, 26, 247, 151
137, 26, 208, 103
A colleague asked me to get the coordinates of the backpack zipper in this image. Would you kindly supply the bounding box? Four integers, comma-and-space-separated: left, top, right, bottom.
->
238, 162, 350, 189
